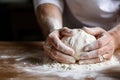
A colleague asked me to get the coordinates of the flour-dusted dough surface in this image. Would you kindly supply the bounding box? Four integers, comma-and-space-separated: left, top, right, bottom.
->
62, 29, 96, 60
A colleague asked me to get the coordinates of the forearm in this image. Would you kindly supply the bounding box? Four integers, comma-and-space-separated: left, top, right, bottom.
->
36, 3, 63, 39
108, 23, 120, 50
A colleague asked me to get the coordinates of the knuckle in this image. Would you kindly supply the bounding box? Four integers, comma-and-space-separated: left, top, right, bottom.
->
106, 57, 111, 60
48, 31, 58, 38
62, 27, 71, 33
105, 54, 112, 60
52, 51, 59, 58
97, 49, 102, 55
55, 43, 60, 49
98, 27, 105, 31
63, 27, 68, 30
109, 44, 115, 51
109, 46, 114, 51
97, 40, 102, 48
60, 27, 67, 32
48, 33, 55, 39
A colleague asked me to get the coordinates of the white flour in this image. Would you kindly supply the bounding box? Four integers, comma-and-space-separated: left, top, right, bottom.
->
39, 55, 120, 72
14, 51, 120, 72
10, 51, 120, 79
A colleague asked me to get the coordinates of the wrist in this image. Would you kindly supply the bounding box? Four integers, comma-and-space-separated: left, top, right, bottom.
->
45, 27, 62, 40
108, 25, 120, 50
108, 31, 119, 49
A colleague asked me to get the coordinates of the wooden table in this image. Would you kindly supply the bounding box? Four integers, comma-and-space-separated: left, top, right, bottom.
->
0, 42, 45, 79
0, 42, 120, 80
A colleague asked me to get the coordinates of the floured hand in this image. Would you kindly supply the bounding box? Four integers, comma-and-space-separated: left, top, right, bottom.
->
79, 27, 115, 64
44, 27, 76, 64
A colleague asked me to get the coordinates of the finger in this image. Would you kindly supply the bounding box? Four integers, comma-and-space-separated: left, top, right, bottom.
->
103, 53, 113, 60
79, 51, 98, 59
44, 43, 53, 57
50, 35, 75, 56
50, 47, 76, 64
60, 27, 75, 36
80, 42, 114, 59
83, 27, 105, 36
84, 33, 112, 51
78, 57, 103, 64
44, 44, 76, 64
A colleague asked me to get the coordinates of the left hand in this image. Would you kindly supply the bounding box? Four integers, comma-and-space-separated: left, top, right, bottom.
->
79, 27, 115, 64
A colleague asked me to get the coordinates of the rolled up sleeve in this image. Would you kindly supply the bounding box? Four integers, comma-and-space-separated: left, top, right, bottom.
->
33, 0, 64, 12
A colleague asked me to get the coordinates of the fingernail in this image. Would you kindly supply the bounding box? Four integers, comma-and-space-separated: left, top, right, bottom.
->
79, 61, 86, 65
83, 26, 88, 30
68, 49, 75, 56
84, 47, 89, 51
70, 58, 76, 63
83, 26, 87, 28
79, 54, 86, 59
66, 30, 72, 33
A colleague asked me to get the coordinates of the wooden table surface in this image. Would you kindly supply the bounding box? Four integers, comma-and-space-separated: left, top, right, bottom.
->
0, 42, 120, 80
0, 42, 45, 79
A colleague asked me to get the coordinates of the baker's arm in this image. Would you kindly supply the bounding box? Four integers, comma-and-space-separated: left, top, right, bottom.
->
35, 3, 63, 39
34, 1, 75, 63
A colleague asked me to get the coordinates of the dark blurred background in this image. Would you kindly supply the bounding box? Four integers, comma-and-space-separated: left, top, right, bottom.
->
0, 0, 43, 41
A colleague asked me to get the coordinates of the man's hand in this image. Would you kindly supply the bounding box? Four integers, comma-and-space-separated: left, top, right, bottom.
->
44, 27, 76, 64
79, 27, 115, 64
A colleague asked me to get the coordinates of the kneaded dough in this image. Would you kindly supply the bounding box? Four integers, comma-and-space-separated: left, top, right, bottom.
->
62, 29, 96, 61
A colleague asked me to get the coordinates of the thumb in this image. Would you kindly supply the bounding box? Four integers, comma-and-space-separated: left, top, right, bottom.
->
83, 27, 105, 36
60, 27, 75, 36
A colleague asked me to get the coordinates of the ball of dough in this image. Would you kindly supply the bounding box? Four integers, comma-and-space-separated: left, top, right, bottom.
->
61, 29, 96, 61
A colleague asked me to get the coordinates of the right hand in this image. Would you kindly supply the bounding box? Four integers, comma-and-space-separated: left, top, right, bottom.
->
44, 27, 76, 64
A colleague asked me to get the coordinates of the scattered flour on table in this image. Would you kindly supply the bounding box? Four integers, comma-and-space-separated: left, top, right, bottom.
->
13, 52, 120, 79
40, 55, 120, 72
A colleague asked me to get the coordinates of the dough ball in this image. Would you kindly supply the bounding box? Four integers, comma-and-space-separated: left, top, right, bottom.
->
61, 29, 96, 60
